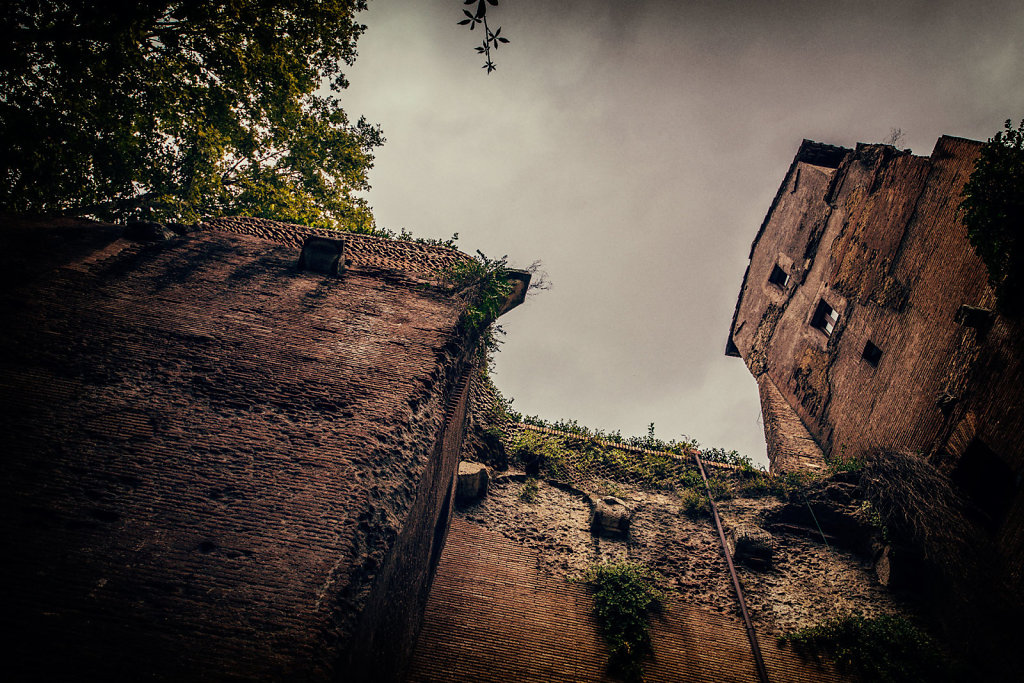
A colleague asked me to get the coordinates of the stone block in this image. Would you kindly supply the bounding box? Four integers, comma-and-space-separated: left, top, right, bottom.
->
298, 235, 345, 276
873, 544, 919, 588
124, 220, 176, 242
456, 462, 489, 503
588, 495, 631, 537
727, 524, 774, 569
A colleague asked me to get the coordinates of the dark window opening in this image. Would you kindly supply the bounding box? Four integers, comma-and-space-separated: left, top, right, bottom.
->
298, 236, 345, 277
862, 340, 882, 366
811, 299, 839, 336
768, 264, 790, 288
952, 439, 1016, 532
955, 304, 994, 340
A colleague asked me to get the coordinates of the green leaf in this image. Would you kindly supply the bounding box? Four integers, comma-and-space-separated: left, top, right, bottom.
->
1, 1, 383, 231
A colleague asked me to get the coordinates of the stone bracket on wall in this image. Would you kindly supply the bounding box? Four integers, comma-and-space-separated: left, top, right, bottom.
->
298, 236, 346, 277
497, 269, 531, 316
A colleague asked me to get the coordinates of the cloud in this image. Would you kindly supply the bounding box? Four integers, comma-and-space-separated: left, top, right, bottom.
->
344, 0, 1024, 467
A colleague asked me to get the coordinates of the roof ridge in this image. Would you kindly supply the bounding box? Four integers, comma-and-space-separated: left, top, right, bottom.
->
201, 216, 471, 277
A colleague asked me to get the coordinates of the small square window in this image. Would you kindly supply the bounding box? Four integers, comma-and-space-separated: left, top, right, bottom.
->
811, 299, 839, 336
768, 264, 790, 288
862, 341, 882, 366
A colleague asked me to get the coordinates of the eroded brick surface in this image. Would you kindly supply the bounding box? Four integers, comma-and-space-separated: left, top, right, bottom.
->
0, 218, 477, 681
407, 517, 847, 682
727, 136, 1024, 590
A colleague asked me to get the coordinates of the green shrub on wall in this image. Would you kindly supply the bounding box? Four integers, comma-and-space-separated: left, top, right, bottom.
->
582, 561, 663, 682
960, 118, 1024, 315
440, 251, 513, 332
779, 613, 946, 682
677, 487, 709, 518
519, 477, 539, 503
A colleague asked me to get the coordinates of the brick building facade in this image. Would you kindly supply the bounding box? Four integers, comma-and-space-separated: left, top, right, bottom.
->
726, 136, 1024, 587
0, 216, 526, 681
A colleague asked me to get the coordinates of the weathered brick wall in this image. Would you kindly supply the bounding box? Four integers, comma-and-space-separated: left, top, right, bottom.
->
727, 135, 1024, 589
344, 372, 475, 682
756, 374, 826, 474
408, 518, 847, 682
457, 372, 510, 469
0, 217, 479, 681
204, 216, 469, 278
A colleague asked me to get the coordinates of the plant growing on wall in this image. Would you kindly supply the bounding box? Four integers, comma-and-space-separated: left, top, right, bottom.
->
779, 613, 946, 682
582, 561, 663, 682
677, 487, 709, 518
960, 118, 1024, 315
508, 428, 693, 489
439, 250, 515, 369
519, 476, 539, 502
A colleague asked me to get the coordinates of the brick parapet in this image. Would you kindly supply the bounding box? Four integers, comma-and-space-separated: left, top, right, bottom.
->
202, 216, 470, 278
513, 423, 741, 471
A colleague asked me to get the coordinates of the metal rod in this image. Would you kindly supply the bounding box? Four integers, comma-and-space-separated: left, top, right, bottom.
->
693, 451, 771, 683
804, 497, 831, 550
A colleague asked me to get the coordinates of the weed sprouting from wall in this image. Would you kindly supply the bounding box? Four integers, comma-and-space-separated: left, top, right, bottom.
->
519, 477, 539, 503
825, 446, 865, 475
519, 414, 702, 456
439, 250, 513, 333
581, 561, 663, 682
677, 488, 709, 518
505, 422, 811, 505
779, 613, 947, 682
507, 428, 683, 489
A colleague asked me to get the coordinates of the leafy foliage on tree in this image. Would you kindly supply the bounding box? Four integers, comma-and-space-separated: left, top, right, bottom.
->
960, 119, 1024, 314
0, 1, 383, 229
457, 0, 510, 73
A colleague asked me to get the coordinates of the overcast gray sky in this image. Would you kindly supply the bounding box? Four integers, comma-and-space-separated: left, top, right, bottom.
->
341, 0, 1024, 465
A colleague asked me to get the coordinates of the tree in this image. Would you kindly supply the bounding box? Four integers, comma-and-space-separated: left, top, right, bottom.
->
0, 0, 383, 229
960, 119, 1024, 315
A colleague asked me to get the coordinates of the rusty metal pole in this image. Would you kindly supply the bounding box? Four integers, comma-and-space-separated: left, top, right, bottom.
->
693, 451, 771, 683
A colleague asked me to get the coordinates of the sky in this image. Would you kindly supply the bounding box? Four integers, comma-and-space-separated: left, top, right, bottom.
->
340, 0, 1024, 466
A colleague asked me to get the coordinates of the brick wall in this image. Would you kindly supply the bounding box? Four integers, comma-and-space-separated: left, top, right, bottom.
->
0, 218, 480, 680
727, 135, 1024, 603
345, 372, 475, 682
729, 138, 1023, 466
756, 374, 825, 474
408, 518, 847, 682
